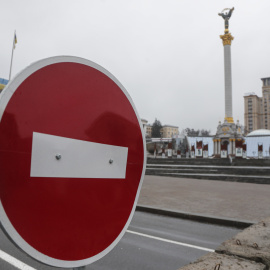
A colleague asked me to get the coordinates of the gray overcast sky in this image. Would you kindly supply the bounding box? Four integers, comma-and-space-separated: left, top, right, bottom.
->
1, 0, 270, 134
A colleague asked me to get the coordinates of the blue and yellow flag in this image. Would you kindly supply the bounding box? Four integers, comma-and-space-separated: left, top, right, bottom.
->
13, 32, 17, 49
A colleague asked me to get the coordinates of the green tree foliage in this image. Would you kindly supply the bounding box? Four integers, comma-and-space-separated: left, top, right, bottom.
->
151, 119, 162, 138
185, 128, 211, 136
201, 129, 211, 136
185, 128, 199, 136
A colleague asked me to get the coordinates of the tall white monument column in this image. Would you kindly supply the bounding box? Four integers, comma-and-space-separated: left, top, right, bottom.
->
220, 31, 234, 123
214, 8, 244, 158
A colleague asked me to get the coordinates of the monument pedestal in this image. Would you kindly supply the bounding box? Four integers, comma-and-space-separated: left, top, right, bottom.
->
213, 120, 244, 158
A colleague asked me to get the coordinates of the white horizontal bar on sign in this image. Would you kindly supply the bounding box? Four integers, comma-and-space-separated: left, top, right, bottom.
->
30, 132, 128, 178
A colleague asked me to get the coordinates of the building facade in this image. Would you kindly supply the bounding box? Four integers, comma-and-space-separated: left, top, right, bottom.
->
160, 125, 179, 138
142, 120, 179, 138
262, 77, 270, 130
145, 124, 152, 137
141, 119, 148, 136
244, 77, 270, 132
244, 93, 262, 132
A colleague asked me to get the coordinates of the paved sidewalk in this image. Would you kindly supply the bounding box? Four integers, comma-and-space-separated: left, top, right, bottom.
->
138, 175, 270, 223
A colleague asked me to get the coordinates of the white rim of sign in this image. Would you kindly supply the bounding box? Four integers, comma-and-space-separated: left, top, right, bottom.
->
0, 56, 146, 268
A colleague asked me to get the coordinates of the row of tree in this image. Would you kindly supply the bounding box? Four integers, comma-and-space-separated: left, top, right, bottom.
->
184, 128, 211, 136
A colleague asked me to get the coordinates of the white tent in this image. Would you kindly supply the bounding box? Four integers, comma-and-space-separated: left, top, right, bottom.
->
187, 137, 214, 156
245, 129, 270, 157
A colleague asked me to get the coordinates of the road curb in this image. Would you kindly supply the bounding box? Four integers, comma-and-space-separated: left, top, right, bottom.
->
136, 205, 254, 229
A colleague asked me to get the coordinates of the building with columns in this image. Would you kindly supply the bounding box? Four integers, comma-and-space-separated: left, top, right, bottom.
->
213, 8, 244, 157
213, 120, 243, 156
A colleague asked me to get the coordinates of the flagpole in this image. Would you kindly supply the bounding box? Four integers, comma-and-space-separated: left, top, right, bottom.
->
9, 30, 16, 81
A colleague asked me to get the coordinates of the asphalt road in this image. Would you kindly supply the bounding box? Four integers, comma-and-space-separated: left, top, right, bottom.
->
0, 211, 241, 270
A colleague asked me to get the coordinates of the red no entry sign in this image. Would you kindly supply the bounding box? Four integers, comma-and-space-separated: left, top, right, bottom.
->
0, 56, 146, 268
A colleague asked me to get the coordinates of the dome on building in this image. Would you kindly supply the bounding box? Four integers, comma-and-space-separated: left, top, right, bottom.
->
246, 129, 270, 137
